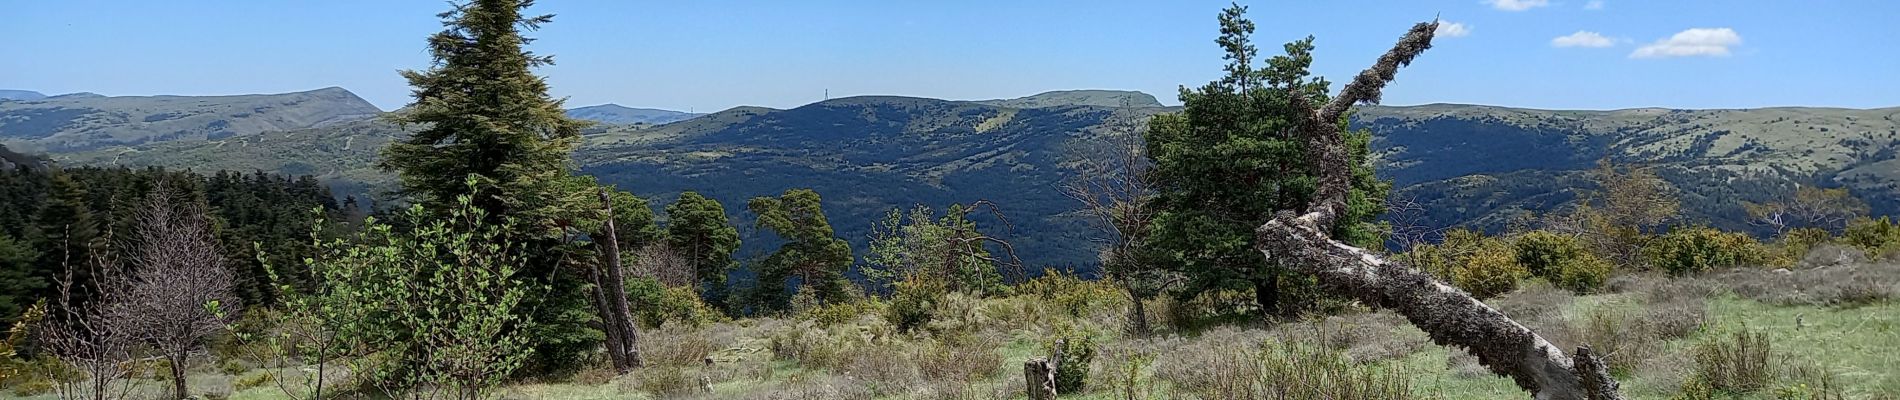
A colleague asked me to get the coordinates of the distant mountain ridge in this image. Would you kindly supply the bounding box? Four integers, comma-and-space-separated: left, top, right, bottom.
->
0, 90, 46, 101
24, 88, 1900, 269
566, 104, 704, 125
976, 90, 1164, 108
0, 87, 383, 151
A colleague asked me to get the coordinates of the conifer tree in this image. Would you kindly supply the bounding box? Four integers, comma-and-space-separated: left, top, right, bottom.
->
378, 0, 595, 373
32, 173, 100, 308
1144, 4, 1391, 317
746, 189, 853, 313
664, 192, 740, 311
0, 233, 39, 323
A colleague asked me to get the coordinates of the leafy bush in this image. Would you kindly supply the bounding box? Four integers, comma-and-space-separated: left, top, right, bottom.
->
1017, 268, 1122, 318
1775, 227, 1835, 265
800, 297, 881, 327
1646, 226, 1768, 275
1449, 241, 1530, 299
1515, 231, 1615, 293
626, 277, 725, 329
1841, 217, 1900, 257
886, 277, 948, 333
1404, 229, 1528, 298
1044, 326, 1098, 394
767, 323, 846, 368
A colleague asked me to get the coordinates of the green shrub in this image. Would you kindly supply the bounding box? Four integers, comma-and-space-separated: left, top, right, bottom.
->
1549, 254, 1614, 294
1449, 241, 1529, 299
1841, 217, 1900, 257
1403, 229, 1528, 298
1774, 227, 1835, 265
800, 297, 881, 327
1514, 231, 1588, 277
1646, 226, 1768, 275
1515, 231, 1615, 293
886, 277, 947, 332
1044, 326, 1098, 394
626, 277, 725, 328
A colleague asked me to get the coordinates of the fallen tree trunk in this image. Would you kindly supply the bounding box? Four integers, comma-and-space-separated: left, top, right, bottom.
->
1258, 213, 1620, 399
1251, 20, 1623, 400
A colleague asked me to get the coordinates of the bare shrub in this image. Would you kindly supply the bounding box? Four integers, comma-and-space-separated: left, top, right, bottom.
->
1711, 262, 1900, 307
1153, 328, 1414, 399
628, 366, 702, 398
1798, 244, 1867, 268
631, 242, 696, 288
1272, 311, 1428, 363
38, 229, 137, 400
835, 344, 918, 396
1489, 280, 1576, 321
1693, 330, 1775, 394
912, 337, 1001, 383
1255, 340, 1413, 399
1151, 327, 1269, 399
1639, 295, 1707, 340
640, 325, 720, 367
117, 187, 240, 399
1574, 306, 1660, 376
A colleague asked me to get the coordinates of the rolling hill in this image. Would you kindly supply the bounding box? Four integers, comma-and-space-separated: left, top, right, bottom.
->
566, 104, 703, 125
975, 90, 1163, 109
29, 87, 1900, 269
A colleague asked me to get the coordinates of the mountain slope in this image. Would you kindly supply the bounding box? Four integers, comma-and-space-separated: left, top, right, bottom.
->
38, 93, 1900, 269
1357, 104, 1900, 232
977, 90, 1164, 108
0, 87, 383, 150
566, 104, 703, 125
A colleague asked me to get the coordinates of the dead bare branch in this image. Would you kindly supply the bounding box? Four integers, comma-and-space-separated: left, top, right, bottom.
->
1255, 20, 1625, 400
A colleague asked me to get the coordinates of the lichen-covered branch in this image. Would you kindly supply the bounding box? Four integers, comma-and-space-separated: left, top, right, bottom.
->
1256, 20, 1625, 400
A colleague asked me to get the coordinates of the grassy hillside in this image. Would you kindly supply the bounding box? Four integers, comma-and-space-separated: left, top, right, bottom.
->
12, 257, 1896, 399
0, 87, 382, 151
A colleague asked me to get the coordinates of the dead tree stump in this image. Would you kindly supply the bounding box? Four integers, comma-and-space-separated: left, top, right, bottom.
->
1024, 357, 1058, 400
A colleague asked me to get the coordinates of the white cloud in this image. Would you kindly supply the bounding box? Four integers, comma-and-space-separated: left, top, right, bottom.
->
1435, 22, 1471, 38
1551, 31, 1614, 48
1584, 0, 1605, 10
1485, 0, 1550, 11
1630, 28, 1742, 58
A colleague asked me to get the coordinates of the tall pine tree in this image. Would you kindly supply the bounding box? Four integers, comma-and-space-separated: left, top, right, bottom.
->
31, 173, 100, 308
746, 189, 853, 314
379, 0, 597, 374
1144, 4, 1390, 318
665, 191, 740, 312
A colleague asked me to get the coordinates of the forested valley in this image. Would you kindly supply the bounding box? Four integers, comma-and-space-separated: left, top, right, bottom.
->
2, 1, 1897, 400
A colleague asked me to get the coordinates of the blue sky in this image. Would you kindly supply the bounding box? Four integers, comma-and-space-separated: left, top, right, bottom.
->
4, 1, 1895, 112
